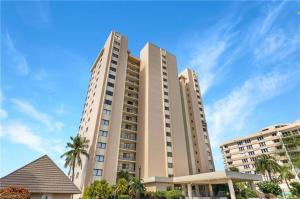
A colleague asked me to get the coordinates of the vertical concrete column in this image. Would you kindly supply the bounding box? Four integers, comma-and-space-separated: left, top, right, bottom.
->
195, 185, 200, 196
208, 184, 213, 197
187, 184, 192, 198
228, 179, 236, 199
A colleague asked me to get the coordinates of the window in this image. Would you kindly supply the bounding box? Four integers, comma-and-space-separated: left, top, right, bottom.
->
163, 66, 167, 70
168, 163, 173, 168
165, 106, 169, 111
109, 74, 115, 79
105, 99, 112, 105
242, 158, 248, 163
164, 85, 168, 89
96, 155, 104, 162
163, 78, 167, 82
101, 119, 109, 126
257, 136, 264, 141
162, 60, 167, 64
100, 130, 108, 137
114, 41, 120, 46
166, 123, 170, 127
103, 109, 111, 115
168, 174, 174, 177
239, 147, 244, 151
111, 60, 118, 65
249, 151, 255, 155
112, 53, 118, 58
259, 142, 266, 147
97, 142, 106, 149
113, 47, 119, 52
247, 145, 253, 149
244, 165, 250, 169
166, 132, 171, 137
167, 152, 172, 157
165, 114, 170, 119
261, 148, 268, 153
167, 142, 172, 147
163, 72, 167, 76
164, 99, 169, 103
106, 90, 113, 96
237, 141, 243, 145
107, 82, 114, 88
164, 91, 168, 96
110, 67, 116, 72
93, 169, 102, 176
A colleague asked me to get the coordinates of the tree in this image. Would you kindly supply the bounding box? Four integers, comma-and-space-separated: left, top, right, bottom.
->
61, 134, 89, 181
229, 166, 239, 172
255, 154, 281, 181
257, 181, 282, 197
278, 165, 294, 190
129, 177, 145, 197
117, 170, 130, 182
115, 178, 128, 195
0, 187, 30, 199
82, 180, 112, 199
290, 182, 300, 197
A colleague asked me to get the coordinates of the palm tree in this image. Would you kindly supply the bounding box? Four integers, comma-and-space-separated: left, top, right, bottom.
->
129, 177, 145, 197
279, 165, 294, 190
117, 170, 130, 181
115, 178, 128, 195
255, 154, 281, 181
61, 134, 89, 182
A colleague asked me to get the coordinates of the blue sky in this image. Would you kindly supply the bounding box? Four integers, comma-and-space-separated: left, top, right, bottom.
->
1, 1, 300, 177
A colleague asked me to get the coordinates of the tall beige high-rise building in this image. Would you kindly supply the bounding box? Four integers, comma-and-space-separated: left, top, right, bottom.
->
73, 31, 215, 193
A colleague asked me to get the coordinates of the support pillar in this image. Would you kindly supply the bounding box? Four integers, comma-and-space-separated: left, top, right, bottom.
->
249, 181, 256, 190
187, 184, 192, 198
228, 179, 236, 199
208, 184, 213, 197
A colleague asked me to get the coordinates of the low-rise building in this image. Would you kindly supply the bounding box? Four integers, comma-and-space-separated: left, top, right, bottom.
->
0, 155, 81, 199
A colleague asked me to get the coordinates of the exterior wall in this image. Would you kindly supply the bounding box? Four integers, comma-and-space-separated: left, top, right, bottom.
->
138, 43, 189, 178
30, 193, 72, 199
145, 183, 174, 192
179, 69, 215, 174
74, 32, 129, 191
220, 120, 300, 178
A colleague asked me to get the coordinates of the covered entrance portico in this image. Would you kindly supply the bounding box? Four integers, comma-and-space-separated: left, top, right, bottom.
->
143, 171, 262, 199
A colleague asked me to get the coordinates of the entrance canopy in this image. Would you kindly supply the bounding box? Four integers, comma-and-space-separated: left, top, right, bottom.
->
143, 171, 262, 185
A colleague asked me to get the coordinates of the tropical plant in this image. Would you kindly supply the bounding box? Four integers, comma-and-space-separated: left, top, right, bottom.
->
255, 154, 281, 181
290, 182, 300, 197
229, 166, 239, 172
82, 180, 112, 199
279, 165, 294, 190
165, 190, 182, 199
129, 177, 146, 195
257, 181, 282, 197
117, 170, 130, 182
118, 195, 131, 199
151, 190, 167, 199
115, 178, 128, 195
61, 134, 89, 181
234, 183, 257, 199
0, 187, 30, 199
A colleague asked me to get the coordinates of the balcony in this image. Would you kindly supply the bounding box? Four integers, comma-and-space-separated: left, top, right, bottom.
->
117, 166, 135, 173
120, 143, 136, 151
121, 133, 136, 141
119, 156, 136, 161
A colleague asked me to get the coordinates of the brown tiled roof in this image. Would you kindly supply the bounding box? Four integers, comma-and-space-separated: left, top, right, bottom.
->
0, 155, 81, 194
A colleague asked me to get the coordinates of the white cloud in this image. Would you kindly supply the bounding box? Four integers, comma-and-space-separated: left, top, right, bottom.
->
11, 99, 63, 132
207, 70, 299, 149
0, 122, 45, 153
4, 32, 30, 76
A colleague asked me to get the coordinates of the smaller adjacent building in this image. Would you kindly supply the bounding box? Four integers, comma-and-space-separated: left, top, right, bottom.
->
0, 155, 81, 199
220, 120, 300, 190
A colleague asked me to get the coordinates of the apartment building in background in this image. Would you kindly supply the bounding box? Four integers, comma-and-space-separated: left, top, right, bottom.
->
220, 120, 300, 180
73, 31, 215, 193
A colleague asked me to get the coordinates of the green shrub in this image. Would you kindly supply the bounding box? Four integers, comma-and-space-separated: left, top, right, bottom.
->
242, 188, 257, 198
151, 190, 167, 198
82, 180, 112, 199
165, 190, 182, 199
118, 195, 130, 199
257, 181, 282, 196
290, 182, 300, 197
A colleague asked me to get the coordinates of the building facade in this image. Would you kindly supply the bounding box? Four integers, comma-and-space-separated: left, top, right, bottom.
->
73, 31, 214, 193
220, 120, 300, 179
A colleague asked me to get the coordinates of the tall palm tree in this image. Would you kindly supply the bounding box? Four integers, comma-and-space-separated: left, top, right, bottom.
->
61, 134, 89, 182
255, 154, 281, 181
129, 177, 145, 197
279, 165, 294, 190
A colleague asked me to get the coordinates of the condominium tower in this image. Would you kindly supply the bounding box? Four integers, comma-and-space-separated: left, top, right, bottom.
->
220, 120, 300, 179
73, 31, 214, 192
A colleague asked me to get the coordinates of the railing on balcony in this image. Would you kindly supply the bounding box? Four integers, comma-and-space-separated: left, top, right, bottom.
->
120, 144, 136, 150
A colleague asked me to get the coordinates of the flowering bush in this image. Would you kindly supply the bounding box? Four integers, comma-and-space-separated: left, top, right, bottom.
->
0, 186, 30, 199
